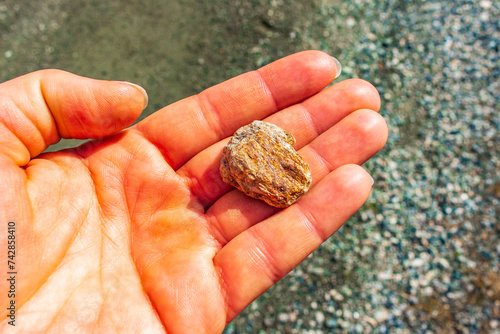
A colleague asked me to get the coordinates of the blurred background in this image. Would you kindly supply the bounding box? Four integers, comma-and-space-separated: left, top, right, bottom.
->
1, 0, 498, 332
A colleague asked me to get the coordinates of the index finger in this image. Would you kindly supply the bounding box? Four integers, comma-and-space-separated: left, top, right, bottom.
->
135, 51, 340, 170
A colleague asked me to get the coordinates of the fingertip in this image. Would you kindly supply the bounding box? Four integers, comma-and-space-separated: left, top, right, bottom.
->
332, 78, 382, 112
337, 164, 374, 215
353, 79, 382, 112
257, 50, 339, 109
299, 51, 341, 81
334, 163, 373, 196
40, 70, 147, 139
349, 109, 389, 152
371, 111, 389, 149
116, 81, 149, 110
296, 50, 339, 83
303, 164, 373, 218
332, 57, 342, 79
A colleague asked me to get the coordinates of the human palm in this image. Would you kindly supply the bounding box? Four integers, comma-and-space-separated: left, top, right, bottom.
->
0, 51, 387, 333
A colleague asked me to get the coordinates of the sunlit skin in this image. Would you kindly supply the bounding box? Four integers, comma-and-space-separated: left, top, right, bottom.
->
0, 51, 387, 333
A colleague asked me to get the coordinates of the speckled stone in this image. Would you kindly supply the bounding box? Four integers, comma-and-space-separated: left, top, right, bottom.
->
220, 121, 311, 208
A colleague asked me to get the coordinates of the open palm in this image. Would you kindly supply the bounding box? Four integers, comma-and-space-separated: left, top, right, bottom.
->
0, 51, 387, 333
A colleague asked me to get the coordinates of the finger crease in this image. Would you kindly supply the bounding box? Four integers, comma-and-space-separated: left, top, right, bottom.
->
256, 70, 279, 112
132, 127, 177, 169
306, 144, 334, 174
213, 261, 235, 324
297, 103, 322, 138
205, 212, 229, 247
196, 93, 226, 141
178, 167, 212, 211
246, 228, 282, 283
296, 205, 328, 242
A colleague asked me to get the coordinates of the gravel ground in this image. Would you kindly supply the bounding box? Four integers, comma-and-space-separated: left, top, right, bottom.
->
1, 0, 499, 333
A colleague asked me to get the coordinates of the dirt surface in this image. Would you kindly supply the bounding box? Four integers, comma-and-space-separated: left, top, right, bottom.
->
1, 0, 334, 151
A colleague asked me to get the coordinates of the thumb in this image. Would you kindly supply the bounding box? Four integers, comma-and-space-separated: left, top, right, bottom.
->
0, 69, 148, 166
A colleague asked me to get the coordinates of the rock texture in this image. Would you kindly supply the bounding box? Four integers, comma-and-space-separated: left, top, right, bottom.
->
220, 121, 311, 208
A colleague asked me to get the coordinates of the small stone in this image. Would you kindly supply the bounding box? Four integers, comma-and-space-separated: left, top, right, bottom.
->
346, 17, 356, 27
410, 258, 425, 267
375, 309, 390, 323
326, 318, 338, 328
479, 0, 492, 9
315, 311, 325, 323
220, 121, 311, 208
277, 312, 289, 323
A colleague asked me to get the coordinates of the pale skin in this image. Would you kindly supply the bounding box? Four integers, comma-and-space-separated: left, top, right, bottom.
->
0, 51, 387, 333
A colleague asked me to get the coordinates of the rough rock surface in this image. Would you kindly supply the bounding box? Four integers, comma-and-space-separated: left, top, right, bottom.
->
220, 120, 311, 208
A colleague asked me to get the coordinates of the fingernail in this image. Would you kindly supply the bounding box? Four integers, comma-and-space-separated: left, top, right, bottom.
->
120, 81, 149, 109
332, 57, 342, 79
370, 174, 375, 185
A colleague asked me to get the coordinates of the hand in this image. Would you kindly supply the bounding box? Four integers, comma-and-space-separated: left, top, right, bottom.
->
0, 51, 387, 333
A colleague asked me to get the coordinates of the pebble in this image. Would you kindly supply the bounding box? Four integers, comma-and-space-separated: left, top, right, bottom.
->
220, 121, 311, 208
277, 313, 289, 323
315, 311, 325, 323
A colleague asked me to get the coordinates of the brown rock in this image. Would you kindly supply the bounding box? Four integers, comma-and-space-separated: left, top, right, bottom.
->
220, 120, 311, 208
